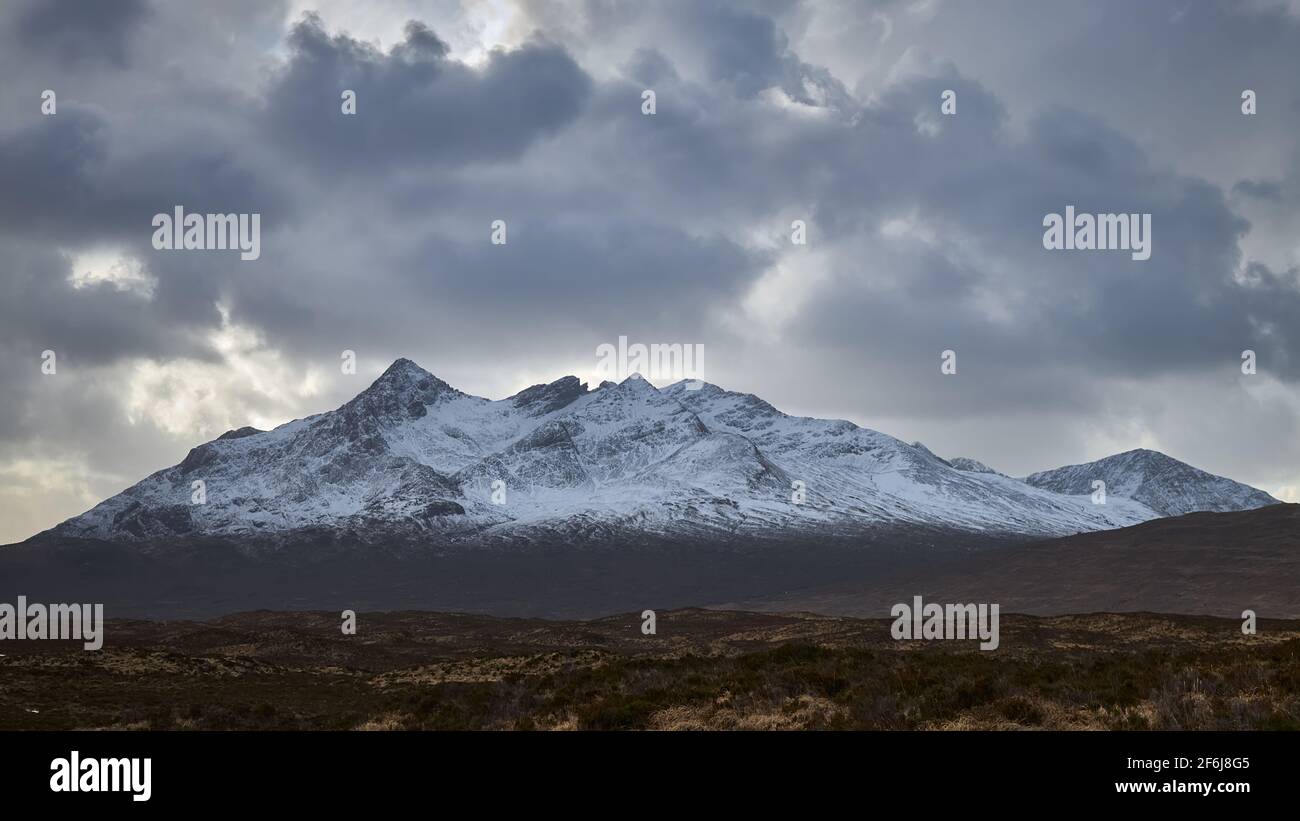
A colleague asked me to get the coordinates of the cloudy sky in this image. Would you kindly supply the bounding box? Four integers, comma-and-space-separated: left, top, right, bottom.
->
3, 0, 1300, 543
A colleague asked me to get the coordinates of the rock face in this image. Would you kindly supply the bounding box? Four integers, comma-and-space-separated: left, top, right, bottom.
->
40, 359, 1277, 548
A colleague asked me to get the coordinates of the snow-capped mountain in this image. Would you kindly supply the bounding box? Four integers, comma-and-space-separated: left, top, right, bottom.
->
42, 359, 1277, 548
1023, 449, 1277, 517
947, 457, 1003, 476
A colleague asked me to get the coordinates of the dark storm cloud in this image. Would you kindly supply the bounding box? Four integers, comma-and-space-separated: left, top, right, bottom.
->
0, 245, 206, 369
0, 101, 295, 357
1233, 179, 1284, 202
776, 94, 1298, 414
0, 106, 290, 245
683, 2, 791, 97
405, 218, 764, 325
0, 109, 108, 238
260, 14, 593, 171
13, 0, 148, 67
684, 2, 852, 108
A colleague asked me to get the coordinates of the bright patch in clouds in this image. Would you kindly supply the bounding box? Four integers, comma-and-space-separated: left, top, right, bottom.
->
68, 249, 155, 298
125, 305, 326, 437
736, 250, 833, 342
283, 0, 520, 63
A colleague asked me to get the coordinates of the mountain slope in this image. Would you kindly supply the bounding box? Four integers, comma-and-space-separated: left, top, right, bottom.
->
1023, 448, 1277, 517
661, 380, 1158, 534
737, 504, 1300, 618
34, 359, 1275, 549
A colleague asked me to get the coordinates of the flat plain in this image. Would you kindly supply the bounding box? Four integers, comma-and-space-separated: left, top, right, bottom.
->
2, 609, 1297, 731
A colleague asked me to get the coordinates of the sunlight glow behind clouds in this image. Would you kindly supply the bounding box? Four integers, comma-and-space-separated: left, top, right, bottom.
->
125, 305, 326, 437
67, 249, 156, 299
284, 0, 521, 64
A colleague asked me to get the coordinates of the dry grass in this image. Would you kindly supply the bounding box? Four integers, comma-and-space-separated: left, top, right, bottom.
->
2, 609, 1297, 730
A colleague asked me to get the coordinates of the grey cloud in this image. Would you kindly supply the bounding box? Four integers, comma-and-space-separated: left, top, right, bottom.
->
1233, 179, 1284, 201
786, 95, 1295, 408
0, 106, 290, 245
260, 14, 593, 172
0, 245, 211, 372
13, 0, 148, 68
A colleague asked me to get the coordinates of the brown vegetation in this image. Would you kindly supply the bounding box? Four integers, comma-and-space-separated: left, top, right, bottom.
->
2, 609, 1297, 730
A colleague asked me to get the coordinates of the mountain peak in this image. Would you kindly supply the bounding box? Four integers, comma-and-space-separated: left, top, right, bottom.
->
1113, 448, 1166, 462
372, 357, 454, 389
217, 425, 264, 441
616, 372, 659, 392
509, 376, 588, 416
346, 358, 463, 421
949, 456, 1001, 475
1024, 449, 1277, 517
664, 378, 718, 394
910, 441, 950, 465
378, 357, 434, 382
